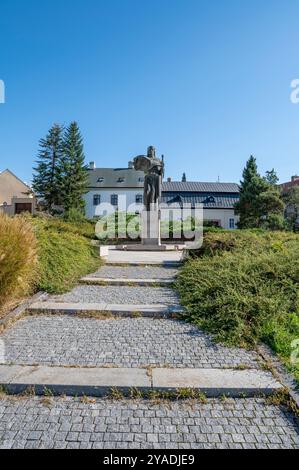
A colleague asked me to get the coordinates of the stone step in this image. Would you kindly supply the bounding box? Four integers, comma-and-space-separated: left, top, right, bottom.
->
79, 277, 174, 287
103, 248, 185, 266
85, 265, 179, 281
115, 244, 186, 252
105, 261, 182, 267
1, 316, 261, 370
45, 285, 180, 308
27, 302, 184, 318
0, 365, 282, 398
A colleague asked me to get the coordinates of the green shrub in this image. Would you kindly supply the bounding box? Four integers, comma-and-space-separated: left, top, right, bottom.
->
95, 212, 203, 241
63, 207, 87, 223
0, 214, 38, 312
95, 212, 140, 241
32, 217, 101, 293
0, 214, 101, 313
33, 213, 96, 239
177, 230, 299, 378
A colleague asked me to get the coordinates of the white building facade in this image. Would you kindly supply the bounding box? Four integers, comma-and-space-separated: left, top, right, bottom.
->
84, 162, 145, 219
84, 162, 240, 230
161, 181, 240, 230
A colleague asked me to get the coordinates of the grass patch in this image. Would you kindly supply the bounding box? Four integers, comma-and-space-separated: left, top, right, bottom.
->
177, 230, 299, 382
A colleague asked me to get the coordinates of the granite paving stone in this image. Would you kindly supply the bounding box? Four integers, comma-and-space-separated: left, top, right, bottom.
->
87, 266, 179, 280
49, 285, 180, 306
0, 253, 296, 450
1, 316, 261, 368
0, 397, 297, 450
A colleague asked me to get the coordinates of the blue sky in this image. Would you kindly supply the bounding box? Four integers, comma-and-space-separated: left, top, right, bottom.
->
0, 0, 299, 184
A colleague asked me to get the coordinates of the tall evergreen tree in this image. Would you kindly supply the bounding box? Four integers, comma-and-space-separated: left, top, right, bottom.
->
235, 156, 284, 229
265, 169, 279, 186
235, 156, 267, 228
59, 122, 88, 213
32, 124, 64, 211
283, 186, 299, 227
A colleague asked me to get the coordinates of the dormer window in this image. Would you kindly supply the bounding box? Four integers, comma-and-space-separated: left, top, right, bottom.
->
117, 177, 125, 183
97, 177, 104, 183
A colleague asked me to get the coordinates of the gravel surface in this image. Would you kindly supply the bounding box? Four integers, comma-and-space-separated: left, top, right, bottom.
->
1, 316, 261, 368
88, 266, 179, 280
0, 397, 298, 449
50, 285, 180, 306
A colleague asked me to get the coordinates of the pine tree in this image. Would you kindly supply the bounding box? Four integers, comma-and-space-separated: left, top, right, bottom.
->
283, 186, 299, 227
265, 169, 279, 186
235, 156, 284, 229
235, 156, 266, 228
32, 124, 64, 211
59, 122, 88, 213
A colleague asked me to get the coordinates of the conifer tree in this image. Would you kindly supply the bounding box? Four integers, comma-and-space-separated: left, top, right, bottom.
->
283, 186, 299, 227
235, 156, 284, 229
265, 169, 279, 186
32, 124, 64, 211
59, 122, 88, 213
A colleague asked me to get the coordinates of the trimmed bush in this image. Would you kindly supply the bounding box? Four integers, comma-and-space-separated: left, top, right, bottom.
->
31, 217, 101, 293
0, 213, 101, 315
177, 230, 299, 380
0, 213, 38, 312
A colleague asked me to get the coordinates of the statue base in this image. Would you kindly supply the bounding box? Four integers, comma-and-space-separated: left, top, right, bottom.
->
116, 244, 185, 252
115, 210, 186, 251
141, 210, 161, 246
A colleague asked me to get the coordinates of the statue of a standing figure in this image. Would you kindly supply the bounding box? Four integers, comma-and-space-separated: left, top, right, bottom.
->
134, 146, 164, 211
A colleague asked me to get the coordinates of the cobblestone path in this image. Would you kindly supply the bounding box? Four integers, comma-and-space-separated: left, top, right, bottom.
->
0, 397, 298, 449
2, 316, 261, 368
0, 249, 298, 449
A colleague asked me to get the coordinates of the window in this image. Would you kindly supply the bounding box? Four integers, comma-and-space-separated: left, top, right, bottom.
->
97, 177, 104, 183
229, 218, 235, 229
205, 196, 216, 204
117, 177, 125, 183
204, 220, 221, 228
136, 194, 143, 204
138, 177, 144, 183
93, 195, 101, 206
111, 194, 118, 206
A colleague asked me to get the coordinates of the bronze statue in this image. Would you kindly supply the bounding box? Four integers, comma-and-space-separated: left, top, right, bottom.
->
133, 146, 164, 211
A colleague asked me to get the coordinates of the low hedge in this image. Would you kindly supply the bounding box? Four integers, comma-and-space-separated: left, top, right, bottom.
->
177, 230, 299, 381
0, 214, 101, 316
31, 217, 101, 293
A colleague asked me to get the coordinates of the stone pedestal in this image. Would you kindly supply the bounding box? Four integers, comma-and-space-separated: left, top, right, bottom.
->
141, 210, 161, 246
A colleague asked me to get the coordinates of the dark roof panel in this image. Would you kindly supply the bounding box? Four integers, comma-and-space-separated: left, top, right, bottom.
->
161, 192, 239, 209
88, 168, 144, 188
162, 181, 239, 193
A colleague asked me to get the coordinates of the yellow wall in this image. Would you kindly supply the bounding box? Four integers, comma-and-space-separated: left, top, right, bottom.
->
0, 170, 32, 205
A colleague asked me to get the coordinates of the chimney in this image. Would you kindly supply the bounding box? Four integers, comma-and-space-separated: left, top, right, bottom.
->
128, 161, 134, 169
89, 161, 96, 170
167, 177, 172, 183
